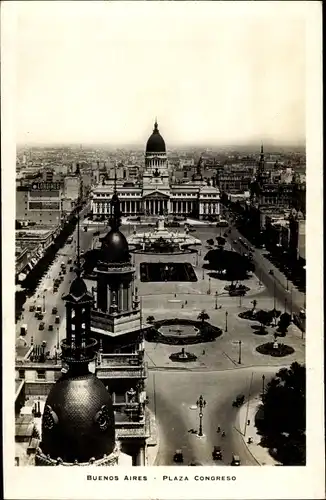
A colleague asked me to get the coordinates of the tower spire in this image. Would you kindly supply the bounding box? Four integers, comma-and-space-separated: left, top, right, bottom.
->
76, 211, 81, 276
109, 163, 121, 231
113, 163, 117, 194
154, 118, 158, 131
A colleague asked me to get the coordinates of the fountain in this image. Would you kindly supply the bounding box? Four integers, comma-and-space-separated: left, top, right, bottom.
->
128, 215, 202, 254
145, 318, 223, 345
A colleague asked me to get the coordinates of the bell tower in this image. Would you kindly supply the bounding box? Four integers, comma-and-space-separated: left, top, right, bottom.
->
91, 176, 142, 352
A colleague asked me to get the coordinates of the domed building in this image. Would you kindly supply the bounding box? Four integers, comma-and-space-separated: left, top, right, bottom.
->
90, 119, 220, 219
35, 232, 131, 466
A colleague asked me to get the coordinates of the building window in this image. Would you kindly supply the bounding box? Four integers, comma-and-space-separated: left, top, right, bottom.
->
18, 369, 25, 379
37, 369, 46, 380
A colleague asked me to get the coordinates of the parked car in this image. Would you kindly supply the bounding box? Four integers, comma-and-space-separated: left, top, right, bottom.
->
55, 315, 60, 324
36, 312, 44, 320
48, 324, 54, 331
29, 305, 36, 312
52, 307, 58, 315
20, 324, 28, 336
39, 322, 45, 331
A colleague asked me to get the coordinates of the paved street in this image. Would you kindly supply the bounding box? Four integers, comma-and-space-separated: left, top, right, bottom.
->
225, 224, 305, 315
147, 367, 280, 466
16, 220, 96, 354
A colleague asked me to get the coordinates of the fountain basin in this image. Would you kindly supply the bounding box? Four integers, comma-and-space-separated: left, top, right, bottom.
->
145, 318, 223, 345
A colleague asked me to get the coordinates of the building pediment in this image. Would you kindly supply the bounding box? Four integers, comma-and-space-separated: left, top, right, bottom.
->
143, 190, 170, 200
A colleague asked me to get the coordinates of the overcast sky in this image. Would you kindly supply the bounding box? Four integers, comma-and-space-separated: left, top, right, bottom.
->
12, 1, 307, 147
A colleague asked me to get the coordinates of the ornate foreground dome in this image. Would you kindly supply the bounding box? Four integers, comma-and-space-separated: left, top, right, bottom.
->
36, 220, 118, 466
146, 120, 166, 153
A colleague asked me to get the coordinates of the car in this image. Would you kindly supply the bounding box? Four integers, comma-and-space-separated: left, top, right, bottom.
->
212, 446, 222, 460
55, 315, 60, 324
233, 239, 238, 243
52, 307, 58, 315
29, 305, 36, 312
36, 312, 44, 320
48, 324, 54, 331
39, 322, 45, 331
231, 454, 241, 466
173, 449, 184, 463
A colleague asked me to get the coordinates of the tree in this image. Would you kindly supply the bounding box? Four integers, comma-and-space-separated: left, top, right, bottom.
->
257, 362, 306, 465
277, 312, 292, 336
216, 236, 226, 247
146, 315, 155, 324
207, 238, 214, 246
197, 310, 210, 323
255, 310, 271, 332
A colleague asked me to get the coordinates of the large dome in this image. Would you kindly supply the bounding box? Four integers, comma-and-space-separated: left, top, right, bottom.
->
40, 372, 115, 463
146, 121, 166, 153
100, 229, 130, 263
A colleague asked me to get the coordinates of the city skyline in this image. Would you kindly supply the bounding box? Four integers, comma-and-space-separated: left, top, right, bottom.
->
13, 2, 306, 146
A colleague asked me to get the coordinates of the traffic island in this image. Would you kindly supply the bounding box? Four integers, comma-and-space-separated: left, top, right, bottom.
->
145, 318, 223, 345
251, 325, 269, 336
256, 342, 295, 357
169, 348, 197, 362
238, 310, 258, 321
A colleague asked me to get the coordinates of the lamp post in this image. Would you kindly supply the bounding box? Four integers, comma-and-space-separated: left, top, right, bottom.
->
57, 327, 60, 350
196, 395, 206, 437
202, 269, 205, 280
262, 374, 266, 399
215, 290, 218, 309
237, 340, 242, 364
208, 277, 211, 295
42, 291, 46, 313
225, 311, 228, 332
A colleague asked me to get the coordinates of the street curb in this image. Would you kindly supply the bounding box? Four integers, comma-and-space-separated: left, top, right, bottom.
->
236, 400, 262, 466
148, 363, 293, 373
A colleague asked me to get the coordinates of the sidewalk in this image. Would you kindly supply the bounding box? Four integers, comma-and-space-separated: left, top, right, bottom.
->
237, 395, 281, 466
145, 408, 160, 466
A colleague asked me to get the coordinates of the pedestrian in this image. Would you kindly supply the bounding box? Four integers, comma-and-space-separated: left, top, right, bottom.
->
202, 349, 205, 355
185, 300, 188, 305
247, 419, 250, 426
181, 303, 184, 309
174, 293, 177, 298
